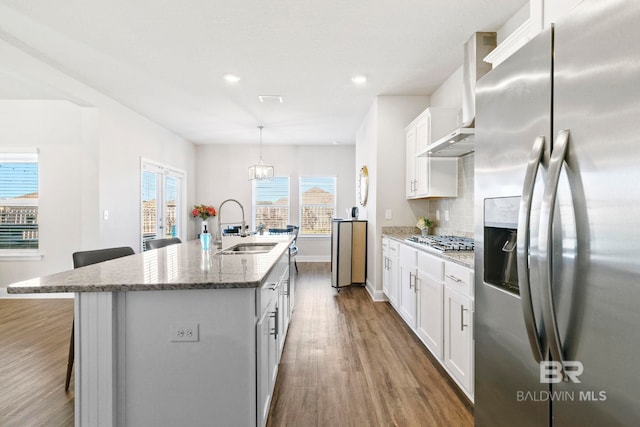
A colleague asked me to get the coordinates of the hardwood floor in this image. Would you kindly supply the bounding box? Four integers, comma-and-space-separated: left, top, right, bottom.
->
0, 263, 473, 426
0, 298, 74, 426
267, 263, 474, 427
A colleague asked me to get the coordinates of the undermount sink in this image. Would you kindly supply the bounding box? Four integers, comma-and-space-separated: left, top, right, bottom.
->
218, 243, 278, 255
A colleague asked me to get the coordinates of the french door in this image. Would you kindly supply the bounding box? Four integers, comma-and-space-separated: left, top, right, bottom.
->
141, 159, 185, 251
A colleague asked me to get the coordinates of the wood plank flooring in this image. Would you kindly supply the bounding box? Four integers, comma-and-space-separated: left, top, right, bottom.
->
267, 263, 474, 427
0, 263, 473, 426
0, 298, 74, 426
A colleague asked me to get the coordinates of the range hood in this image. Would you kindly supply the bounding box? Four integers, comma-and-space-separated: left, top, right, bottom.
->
422, 32, 496, 157
423, 128, 475, 157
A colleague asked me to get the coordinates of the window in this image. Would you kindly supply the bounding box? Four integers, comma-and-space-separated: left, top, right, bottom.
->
253, 177, 290, 229
141, 160, 184, 251
299, 177, 336, 236
0, 152, 39, 251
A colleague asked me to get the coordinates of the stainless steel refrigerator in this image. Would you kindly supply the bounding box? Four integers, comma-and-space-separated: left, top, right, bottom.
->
474, 0, 640, 425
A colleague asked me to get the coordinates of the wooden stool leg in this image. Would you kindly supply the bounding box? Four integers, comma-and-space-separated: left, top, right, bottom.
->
65, 321, 74, 391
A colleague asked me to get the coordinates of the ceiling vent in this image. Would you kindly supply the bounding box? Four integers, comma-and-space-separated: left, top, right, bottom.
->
258, 95, 283, 103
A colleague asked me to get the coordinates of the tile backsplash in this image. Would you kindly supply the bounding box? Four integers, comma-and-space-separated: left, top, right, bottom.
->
428, 153, 474, 237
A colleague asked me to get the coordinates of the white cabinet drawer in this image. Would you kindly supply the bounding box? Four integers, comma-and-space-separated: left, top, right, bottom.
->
417, 250, 443, 281
444, 261, 474, 297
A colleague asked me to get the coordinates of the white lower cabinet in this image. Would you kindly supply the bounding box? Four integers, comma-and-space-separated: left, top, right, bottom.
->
278, 266, 291, 356
382, 238, 390, 297
398, 244, 418, 329
416, 251, 444, 360
257, 281, 279, 427
385, 238, 474, 400
256, 300, 274, 427
444, 285, 474, 395
257, 261, 292, 427
382, 238, 399, 309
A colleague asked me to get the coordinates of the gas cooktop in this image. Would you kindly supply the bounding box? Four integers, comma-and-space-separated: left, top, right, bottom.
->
405, 235, 474, 253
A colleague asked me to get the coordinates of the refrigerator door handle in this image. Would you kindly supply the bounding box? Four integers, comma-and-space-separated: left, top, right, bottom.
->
539, 129, 571, 370
517, 135, 546, 363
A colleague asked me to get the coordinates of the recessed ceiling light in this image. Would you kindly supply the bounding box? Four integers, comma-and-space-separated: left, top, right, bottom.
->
333, 141, 340, 145
223, 74, 241, 83
351, 74, 367, 85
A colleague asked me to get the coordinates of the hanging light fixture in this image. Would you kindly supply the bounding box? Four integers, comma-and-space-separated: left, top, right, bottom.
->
248, 125, 274, 181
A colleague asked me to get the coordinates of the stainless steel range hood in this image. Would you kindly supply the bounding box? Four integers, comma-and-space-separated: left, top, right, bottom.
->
424, 128, 475, 157
422, 32, 496, 157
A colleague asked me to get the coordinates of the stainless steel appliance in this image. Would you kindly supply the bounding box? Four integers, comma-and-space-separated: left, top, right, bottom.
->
405, 235, 474, 253
475, 1, 640, 425
331, 219, 367, 289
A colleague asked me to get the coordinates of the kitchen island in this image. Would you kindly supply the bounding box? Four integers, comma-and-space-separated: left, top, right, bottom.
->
7, 235, 294, 427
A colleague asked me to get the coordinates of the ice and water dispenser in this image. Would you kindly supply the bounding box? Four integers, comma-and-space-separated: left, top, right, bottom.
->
484, 197, 520, 295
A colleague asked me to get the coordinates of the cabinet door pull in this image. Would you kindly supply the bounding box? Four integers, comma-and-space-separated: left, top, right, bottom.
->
461, 307, 469, 331
446, 274, 463, 283
270, 310, 279, 339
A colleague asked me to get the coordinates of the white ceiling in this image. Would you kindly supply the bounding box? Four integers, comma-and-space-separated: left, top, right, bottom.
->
0, 0, 527, 145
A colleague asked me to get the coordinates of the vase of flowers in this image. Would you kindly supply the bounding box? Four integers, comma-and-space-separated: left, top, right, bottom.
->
416, 216, 434, 237
192, 204, 217, 236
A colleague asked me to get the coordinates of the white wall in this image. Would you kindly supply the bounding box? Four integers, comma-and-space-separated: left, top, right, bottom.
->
0, 101, 97, 284
355, 95, 430, 297
0, 39, 196, 286
194, 144, 355, 261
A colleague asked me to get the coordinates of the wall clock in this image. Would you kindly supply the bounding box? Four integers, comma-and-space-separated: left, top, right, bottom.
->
358, 166, 369, 207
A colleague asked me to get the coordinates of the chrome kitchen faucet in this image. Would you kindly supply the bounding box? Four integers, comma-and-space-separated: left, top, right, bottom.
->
215, 199, 247, 249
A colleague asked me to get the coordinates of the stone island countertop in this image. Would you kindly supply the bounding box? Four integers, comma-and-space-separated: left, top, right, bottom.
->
6, 235, 293, 294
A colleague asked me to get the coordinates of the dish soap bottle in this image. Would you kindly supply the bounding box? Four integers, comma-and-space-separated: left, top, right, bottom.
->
200, 224, 212, 251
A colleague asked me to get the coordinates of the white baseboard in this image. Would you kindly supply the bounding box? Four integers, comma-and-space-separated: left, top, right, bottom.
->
296, 255, 331, 263
365, 279, 388, 302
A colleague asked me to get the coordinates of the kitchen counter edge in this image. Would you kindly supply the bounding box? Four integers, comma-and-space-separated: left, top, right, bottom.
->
383, 233, 474, 269
6, 236, 293, 294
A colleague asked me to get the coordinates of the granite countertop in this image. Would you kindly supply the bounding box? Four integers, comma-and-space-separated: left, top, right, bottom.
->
383, 232, 475, 269
6, 235, 293, 294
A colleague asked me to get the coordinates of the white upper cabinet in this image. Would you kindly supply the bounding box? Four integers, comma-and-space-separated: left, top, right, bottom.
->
405, 107, 459, 199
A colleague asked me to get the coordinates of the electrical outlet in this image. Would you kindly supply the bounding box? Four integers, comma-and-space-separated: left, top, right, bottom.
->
436, 210, 440, 221
445, 210, 450, 221
170, 322, 199, 342
385, 209, 392, 220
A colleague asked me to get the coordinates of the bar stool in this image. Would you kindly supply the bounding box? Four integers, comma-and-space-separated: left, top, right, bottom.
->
65, 246, 135, 391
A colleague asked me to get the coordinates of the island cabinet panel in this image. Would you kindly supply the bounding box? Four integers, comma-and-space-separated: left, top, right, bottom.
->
121, 289, 258, 427
75, 292, 119, 427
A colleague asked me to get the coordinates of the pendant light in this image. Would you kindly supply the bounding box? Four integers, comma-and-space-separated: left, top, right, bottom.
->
248, 125, 274, 180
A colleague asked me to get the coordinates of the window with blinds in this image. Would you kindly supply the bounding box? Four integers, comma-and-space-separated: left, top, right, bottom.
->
253, 177, 290, 230
0, 153, 39, 251
299, 176, 336, 236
